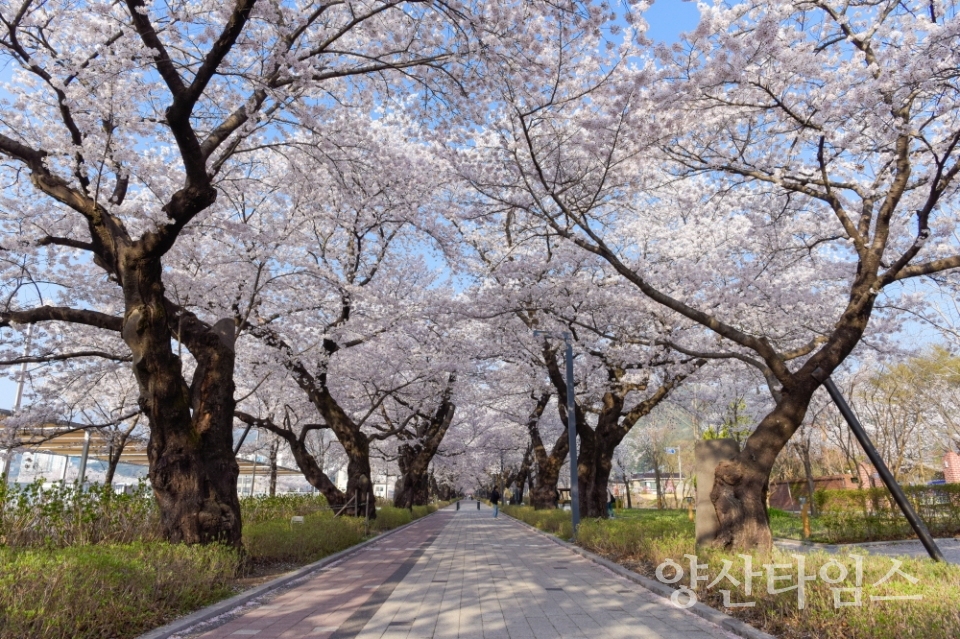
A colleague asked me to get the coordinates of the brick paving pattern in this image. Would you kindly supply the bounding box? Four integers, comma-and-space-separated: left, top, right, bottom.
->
192, 503, 736, 639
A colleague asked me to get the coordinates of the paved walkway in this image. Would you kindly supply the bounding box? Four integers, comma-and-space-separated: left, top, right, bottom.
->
776, 536, 960, 564
184, 503, 737, 639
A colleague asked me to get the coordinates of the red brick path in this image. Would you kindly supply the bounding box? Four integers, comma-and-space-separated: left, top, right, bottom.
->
194, 511, 453, 639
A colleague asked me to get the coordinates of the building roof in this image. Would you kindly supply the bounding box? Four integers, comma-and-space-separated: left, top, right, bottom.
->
2, 411, 303, 476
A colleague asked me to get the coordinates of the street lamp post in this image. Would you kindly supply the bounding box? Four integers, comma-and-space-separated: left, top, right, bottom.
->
666, 447, 681, 481
534, 330, 580, 536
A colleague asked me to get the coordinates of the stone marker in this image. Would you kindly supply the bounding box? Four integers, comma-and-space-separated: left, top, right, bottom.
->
695, 439, 739, 547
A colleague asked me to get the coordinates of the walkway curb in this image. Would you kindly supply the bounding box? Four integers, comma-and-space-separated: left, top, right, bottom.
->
773, 537, 838, 552
137, 509, 447, 639
506, 516, 777, 639
773, 535, 959, 553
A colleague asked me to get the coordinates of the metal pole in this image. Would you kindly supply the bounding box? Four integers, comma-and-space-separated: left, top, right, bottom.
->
233, 422, 254, 455
499, 450, 504, 496
821, 375, 944, 562
77, 430, 91, 485
564, 336, 581, 536
13, 324, 33, 412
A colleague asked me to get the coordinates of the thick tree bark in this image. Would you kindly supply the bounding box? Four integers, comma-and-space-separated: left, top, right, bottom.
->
394, 447, 431, 509
575, 420, 620, 517
711, 295, 874, 551
711, 396, 810, 551
120, 253, 241, 546
525, 392, 570, 509
392, 378, 456, 509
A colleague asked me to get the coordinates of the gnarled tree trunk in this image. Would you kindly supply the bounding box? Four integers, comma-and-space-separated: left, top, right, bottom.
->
711, 397, 810, 551
575, 422, 619, 518
394, 444, 431, 508
123, 254, 241, 546
525, 392, 569, 509
393, 383, 456, 509
711, 306, 868, 551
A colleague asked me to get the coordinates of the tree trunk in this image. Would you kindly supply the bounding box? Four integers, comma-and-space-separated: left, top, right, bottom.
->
343, 439, 376, 516
542, 345, 694, 519
623, 476, 632, 509
234, 412, 346, 507
122, 255, 241, 546
104, 422, 137, 488
513, 444, 533, 504
394, 444, 431, 509
525, 392, 568, 509
711, 389, 814, 551
576, 426, 619, 518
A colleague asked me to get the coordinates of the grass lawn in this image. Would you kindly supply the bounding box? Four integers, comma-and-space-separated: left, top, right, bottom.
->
504, 505, 960, 639
610, 507, 831, 541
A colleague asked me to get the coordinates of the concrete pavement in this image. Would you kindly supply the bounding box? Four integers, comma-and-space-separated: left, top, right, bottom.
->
179, 503, 739, 639
775, 536, 960, 563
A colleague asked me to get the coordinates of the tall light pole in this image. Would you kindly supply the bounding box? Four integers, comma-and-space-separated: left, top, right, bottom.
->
534, 330, 580, 536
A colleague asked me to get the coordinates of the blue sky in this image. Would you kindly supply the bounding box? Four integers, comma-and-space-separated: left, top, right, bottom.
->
643, 0, 700, 42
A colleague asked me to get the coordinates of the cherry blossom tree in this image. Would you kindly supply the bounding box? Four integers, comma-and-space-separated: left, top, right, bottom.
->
0, 0, 585, 543
456, 0, 960, 548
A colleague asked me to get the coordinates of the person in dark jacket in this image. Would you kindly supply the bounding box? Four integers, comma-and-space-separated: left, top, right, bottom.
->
490, 488, 501, 518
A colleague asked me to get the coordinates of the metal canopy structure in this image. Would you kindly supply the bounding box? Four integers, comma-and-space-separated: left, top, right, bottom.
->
5, 419, 305, 479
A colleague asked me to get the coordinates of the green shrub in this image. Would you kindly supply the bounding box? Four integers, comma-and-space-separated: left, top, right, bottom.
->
502, 506, 573, 539
243, 511, 364, 566
411, 504, 438, 519
369, 506, 413, 532
0, 480, 158, 548
239, 493, 330, 524
0, 542, 238, 639
815, 485, 960, 542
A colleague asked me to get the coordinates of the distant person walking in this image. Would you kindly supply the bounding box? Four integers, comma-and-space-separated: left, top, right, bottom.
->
477, 498, 481, 510
607, 488, 616, 519
491, 488, 501, 518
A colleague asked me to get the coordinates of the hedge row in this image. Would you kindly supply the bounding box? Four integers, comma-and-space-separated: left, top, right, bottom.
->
815, 484, 960, 542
